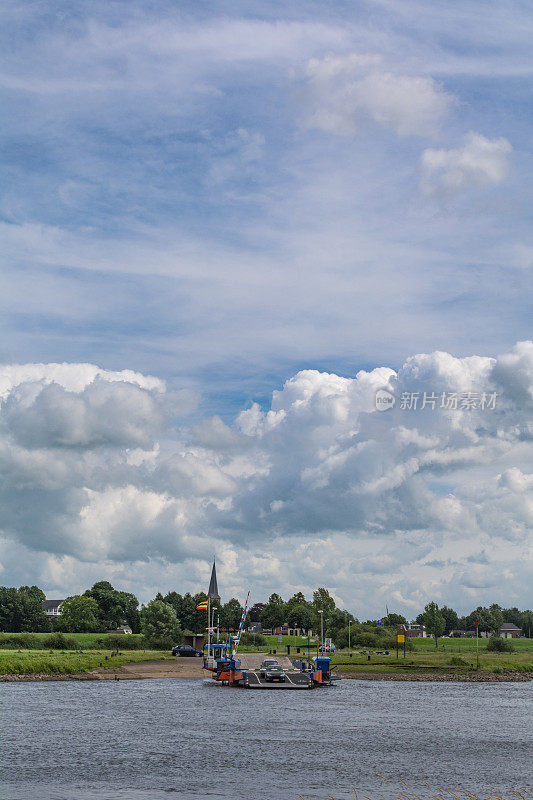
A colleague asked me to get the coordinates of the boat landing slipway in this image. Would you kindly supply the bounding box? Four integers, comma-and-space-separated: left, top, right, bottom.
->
204, 646, 341, 689
237, 653, 312, 689
200, 564, 340, 690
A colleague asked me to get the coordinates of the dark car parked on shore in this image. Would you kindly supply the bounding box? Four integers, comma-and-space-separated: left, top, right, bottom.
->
172, 644, 203, 657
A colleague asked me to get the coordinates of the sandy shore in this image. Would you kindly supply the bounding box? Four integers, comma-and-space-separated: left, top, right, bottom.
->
0, 657, 207, 682
2, 659, 531, 683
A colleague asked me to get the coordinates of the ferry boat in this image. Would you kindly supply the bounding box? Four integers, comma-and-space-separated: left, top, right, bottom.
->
201, 562, 341, 689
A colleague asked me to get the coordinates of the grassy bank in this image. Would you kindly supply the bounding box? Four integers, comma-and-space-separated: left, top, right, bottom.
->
0, 632, 146, 649
331, 643, 533, 675
0, 648, 173, 676
2, 631, 532, 677
403, 636, 533, 653
238, 633, 533, 674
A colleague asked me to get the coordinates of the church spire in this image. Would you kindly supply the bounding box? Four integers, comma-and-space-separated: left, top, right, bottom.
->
208, 559, 220, 601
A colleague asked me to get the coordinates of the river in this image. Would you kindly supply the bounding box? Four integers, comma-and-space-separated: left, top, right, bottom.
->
1, 679, 531, 800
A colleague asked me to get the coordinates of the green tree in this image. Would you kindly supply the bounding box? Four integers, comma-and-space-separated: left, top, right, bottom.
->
19, 585, 46, 602
286, 592, 307, 611
260, 593, 287, 630
248, 603, 266, 623
520, 610, 533, 637
84, 581, 140, 632
489, 604, 504, 632
465, 606, 494, 634
502, 606, 522, 627
220, 598, 244, 632
326, 608, 356, 640
312, 588, 337, 637
58, 595, 99, 632
140, 600, 182, 649
440, 606, 460, 635
173, 592, 196, 631
0, 586, 50, 632
187, 592, 209, 633
287, 604, 314, 631
163, 591, 185, 624
381, 613, 407, 627
312, 588, 336, 617
423, 601, 446, 648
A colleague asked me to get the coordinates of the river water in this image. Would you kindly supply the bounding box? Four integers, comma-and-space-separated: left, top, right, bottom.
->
1, 679, 531, 800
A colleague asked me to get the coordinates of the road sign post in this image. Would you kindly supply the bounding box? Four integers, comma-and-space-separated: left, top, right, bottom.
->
397, 633, 405, 659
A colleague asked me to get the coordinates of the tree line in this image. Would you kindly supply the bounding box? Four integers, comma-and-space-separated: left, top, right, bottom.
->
1, 584, 531, 649
0, 583, 140, 634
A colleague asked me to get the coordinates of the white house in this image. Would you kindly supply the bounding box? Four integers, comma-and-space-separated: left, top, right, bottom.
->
42, 599, 64, 617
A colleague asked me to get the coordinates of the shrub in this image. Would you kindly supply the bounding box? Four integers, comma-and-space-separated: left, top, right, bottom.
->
42, 632, 81, 650
487, 635, 514, 653
351, 632, 380, 648
96, 635, 144, 650
448, 656, 469, 667
347, 632, 413, 651
380, 636, 413, 651
0, 633, 41, 649
142, 635, 176, 651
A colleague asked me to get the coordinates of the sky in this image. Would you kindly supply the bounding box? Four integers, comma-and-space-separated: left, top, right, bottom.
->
0, 0, 532, 619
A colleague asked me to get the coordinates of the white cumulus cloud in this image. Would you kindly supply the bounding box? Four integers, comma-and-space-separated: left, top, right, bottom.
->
420, 132, 512, 194
0, 346, 532, 617
301, 53, 453, 137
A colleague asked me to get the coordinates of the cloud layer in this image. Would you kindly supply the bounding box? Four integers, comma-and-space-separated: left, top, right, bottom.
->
1, 344, 531, 617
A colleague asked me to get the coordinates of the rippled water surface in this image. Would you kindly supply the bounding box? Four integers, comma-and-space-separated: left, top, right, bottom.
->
1, 679, 531, 800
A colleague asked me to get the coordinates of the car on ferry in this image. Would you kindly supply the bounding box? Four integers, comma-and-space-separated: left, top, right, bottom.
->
259, 659, 286, 682
259, 658, 278, 675
264, 664, 286, 682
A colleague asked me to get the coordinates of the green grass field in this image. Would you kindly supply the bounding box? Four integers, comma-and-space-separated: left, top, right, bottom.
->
406, 636, 533, 653
0, 632, 145, 649
0, 648, 172, 675
330, 637, 533, 674
238, 633, 533, 674
1, 631, 531, 676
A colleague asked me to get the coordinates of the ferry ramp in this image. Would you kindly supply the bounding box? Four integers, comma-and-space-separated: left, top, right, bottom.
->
238, 653, 312, 689
238, 653, 293, 670
244, 670, 311, 689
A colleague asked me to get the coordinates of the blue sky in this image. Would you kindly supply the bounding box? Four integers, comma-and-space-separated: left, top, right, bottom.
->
0, 1, 532, 613
2, 0, 532, 414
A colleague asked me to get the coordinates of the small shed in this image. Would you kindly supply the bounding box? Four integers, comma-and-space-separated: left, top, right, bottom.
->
183, 632, 205, 650
498, 623, 521, 639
